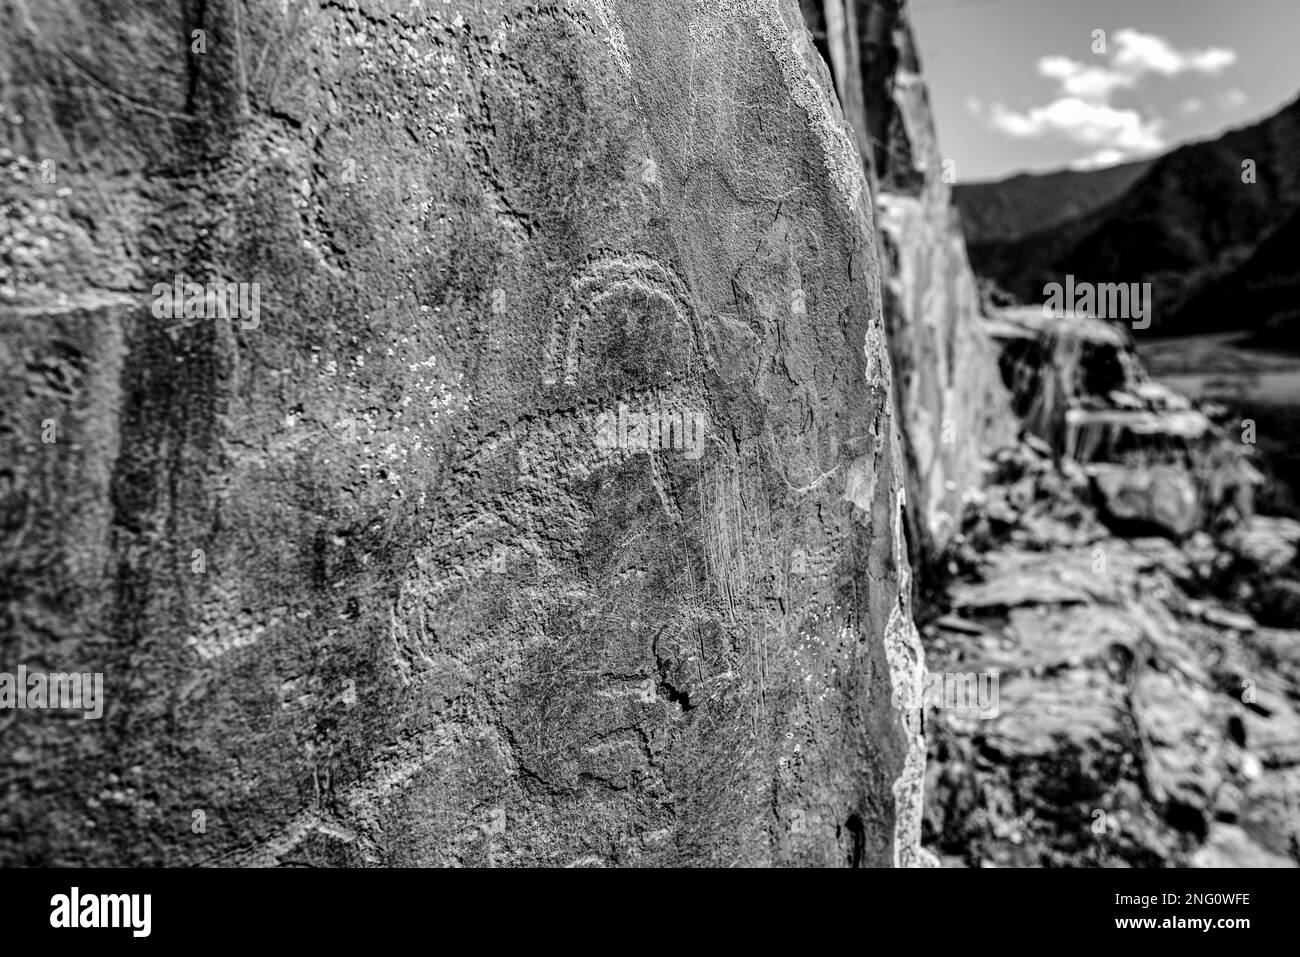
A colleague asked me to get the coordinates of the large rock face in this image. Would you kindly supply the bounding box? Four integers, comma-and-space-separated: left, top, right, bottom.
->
800, 0, 1012, 562
0, 0, 929, 865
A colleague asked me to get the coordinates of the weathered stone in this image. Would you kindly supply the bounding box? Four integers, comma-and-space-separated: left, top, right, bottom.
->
1191, 824, 1297, 867
975, 605, 1143, 674
983, 306, 1259, 525
1237, 684, 1300, 767
1064, 408, 1212, 462
985, 308, 1137, 453
1244, 629, 1300, 688
1132, 671, 1223, 831
1257, 579, 1300, 629
803, 0, 1012, 559
949, 545, 1142, 611
1239, 768, 1300, 860
982, 671, 1128, 761
1089, 463, 1201, 538
928, 439, 1300, 866
1225, 515, 1300, 575
1128, 537, 1196, 583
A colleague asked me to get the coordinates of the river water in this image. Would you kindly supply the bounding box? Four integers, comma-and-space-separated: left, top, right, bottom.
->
1137, 333, 1300, 516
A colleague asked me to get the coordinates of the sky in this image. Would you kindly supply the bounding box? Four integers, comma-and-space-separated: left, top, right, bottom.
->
909, 0, 1300, 182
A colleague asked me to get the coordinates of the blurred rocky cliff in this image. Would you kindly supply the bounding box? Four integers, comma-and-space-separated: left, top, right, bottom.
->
802, 0, 1300, 866
801, 0, 1013, 565
926, 316, 1300, 866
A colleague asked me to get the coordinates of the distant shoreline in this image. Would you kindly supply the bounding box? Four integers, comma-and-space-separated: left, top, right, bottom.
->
1137, 333, 1300, 517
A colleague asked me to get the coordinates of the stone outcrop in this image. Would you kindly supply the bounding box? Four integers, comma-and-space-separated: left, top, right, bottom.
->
987, 306, 1260, 536
924, 440, 1300, 867
918, 302, 1297, 868
798, 0, 1300, 870
1088, 463, 1202, 539
801, 0, 1013, 564
0, 0, 927, 866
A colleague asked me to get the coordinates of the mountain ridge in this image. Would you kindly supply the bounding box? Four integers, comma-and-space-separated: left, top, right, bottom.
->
958, 92, 1300, 337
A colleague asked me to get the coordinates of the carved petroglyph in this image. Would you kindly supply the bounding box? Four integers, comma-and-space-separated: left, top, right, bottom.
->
543, 253, 700, 388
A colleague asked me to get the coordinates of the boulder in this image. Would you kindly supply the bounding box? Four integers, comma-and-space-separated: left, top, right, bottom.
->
1132, 671, 1223, 833
1089, 464, 1201, 538
1191, 825, 1297, 867
1225, 515, 1300, 575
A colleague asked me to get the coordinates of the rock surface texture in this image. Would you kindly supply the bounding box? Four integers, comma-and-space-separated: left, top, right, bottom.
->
925, 440, 1300, 867
801, 0, 1012, 562
917, 284, 1297, 868
807, 0, 1300, 869
0, 0, 929, 866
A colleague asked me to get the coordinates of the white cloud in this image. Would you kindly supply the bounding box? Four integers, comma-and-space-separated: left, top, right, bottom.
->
1219, 88, 1249, 109
1180, 97, 1205, 115
989, 98, 1164, 153
965, 95, 983, 115
1111, 29, 1236, 78
1037, 55, 1134, 100
1070, 149, 1128, 171
981, 28, 1237, 165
